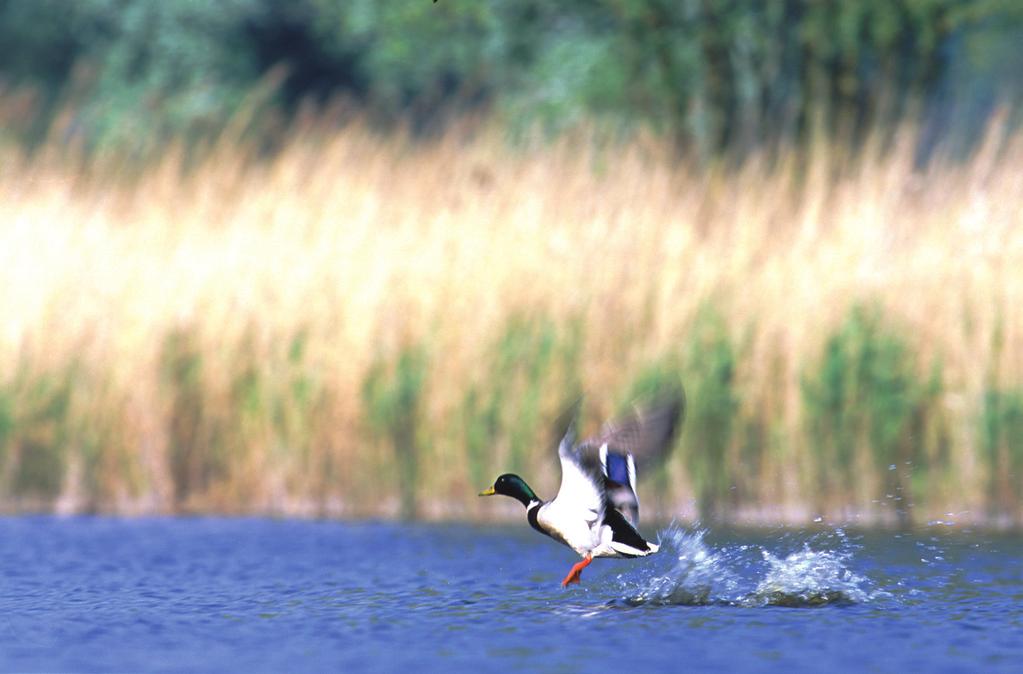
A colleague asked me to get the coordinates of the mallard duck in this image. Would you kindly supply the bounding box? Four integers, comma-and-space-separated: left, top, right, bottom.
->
479, 395, 684, 586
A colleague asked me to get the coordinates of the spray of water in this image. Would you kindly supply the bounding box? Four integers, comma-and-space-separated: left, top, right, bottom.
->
609, 524, 877, 608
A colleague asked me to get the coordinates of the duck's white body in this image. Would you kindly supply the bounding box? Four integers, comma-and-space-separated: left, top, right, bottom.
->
535, 499, 660, 558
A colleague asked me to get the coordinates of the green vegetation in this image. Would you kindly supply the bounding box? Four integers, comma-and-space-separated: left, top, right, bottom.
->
616, 357, 687, 512
0, 111, 1020, 522
2, 0, 1022, 155
363, 344, 429, 519
161, 327, 224, 507
10, 367, 74, 499
802, 305, 946, 523
157, 324, 331, 511
980, 387, 1023, 517
0, 2, 1021, 525
0, 297, 1018, 524
682, 307, 738, 521
0, 361, 77, 505
461, 315, 582, 489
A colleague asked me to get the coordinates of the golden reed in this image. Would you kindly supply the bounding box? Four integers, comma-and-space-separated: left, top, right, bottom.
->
0, 110, 1021, 526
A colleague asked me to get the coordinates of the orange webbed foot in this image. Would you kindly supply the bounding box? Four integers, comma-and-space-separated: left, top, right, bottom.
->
560, 555, 592, 587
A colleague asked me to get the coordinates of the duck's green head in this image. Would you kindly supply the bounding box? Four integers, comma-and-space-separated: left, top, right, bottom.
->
478, 473, 537, 507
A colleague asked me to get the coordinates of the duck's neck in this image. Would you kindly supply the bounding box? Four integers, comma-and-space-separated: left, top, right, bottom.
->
525, 498, 550, 539
509, 479, 540, 507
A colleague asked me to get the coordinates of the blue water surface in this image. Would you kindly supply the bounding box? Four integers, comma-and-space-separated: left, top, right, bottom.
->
0, 517, 1020, 672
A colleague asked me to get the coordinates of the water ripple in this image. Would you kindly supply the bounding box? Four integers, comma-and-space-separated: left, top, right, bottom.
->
0, 517, 1018, 673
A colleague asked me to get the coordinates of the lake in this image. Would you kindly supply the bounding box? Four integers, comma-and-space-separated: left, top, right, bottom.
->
1, 517, 1019, 672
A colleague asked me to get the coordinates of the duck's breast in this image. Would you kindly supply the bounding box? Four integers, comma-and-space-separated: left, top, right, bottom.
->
537, 500, 601, 556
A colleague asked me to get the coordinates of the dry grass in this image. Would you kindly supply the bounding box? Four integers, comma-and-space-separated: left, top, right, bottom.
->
1, 109, 1021, 525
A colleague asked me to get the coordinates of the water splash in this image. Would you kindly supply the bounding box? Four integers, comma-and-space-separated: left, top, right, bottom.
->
610, 524, 877, 608
753, 545, 870, 607
615, 528, 741, 606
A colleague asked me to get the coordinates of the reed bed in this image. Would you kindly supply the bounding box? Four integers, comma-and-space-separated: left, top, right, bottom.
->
0, 113, 1021, 526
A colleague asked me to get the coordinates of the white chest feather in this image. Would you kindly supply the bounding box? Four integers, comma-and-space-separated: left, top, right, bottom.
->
536, 500, 601, 556
537, 502, 635, 558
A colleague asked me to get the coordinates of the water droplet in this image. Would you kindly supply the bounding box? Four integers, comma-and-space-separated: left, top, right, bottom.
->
888, 464, 897, 471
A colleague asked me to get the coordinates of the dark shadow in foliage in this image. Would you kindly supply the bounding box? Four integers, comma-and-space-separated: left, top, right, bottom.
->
244, 3, 368, 109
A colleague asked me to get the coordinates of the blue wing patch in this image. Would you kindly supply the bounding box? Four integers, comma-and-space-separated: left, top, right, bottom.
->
606, 452, 630, 485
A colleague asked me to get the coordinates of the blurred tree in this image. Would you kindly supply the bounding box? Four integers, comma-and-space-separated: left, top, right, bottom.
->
0, 0, 263, 151
1, 0, 1021, 156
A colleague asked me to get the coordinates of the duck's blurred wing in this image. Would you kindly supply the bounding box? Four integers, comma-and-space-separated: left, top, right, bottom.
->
593, 393, 685, 524
600, 444, 640, 525
597, 394, 684, 468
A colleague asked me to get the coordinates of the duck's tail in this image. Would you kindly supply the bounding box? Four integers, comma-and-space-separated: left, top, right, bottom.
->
609, 539, 659, 557
604, 506, 661, 557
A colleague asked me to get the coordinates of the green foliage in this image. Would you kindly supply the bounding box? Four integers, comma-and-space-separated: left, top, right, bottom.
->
158, 325, 328, 509
2, 0, 1021, 154
12, 369, 74, 499
0, 362, 77, 502
0, 0, 265, 151
0, 310, 1013, 523
271, 331, 320, 464
160, 328, 225, 506
980, 386, 1023, 513
682, 306, 739, 521
363, 344, 428, 519
802, 304, 944, 520
617, 357, 686, 506
620, 358, 685, 409
461, 314, 582, 488
0, 386, 11, 469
